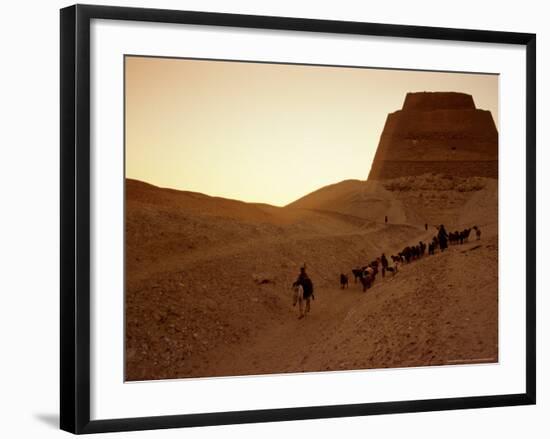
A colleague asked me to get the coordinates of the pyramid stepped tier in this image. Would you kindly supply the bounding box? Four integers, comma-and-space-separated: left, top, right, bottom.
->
368, 92, 498, 180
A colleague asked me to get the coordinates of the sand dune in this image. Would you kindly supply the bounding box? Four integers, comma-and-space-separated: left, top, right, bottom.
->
288, 174, 496, 227
287, 179, 409, 224
125, 175, 497, 381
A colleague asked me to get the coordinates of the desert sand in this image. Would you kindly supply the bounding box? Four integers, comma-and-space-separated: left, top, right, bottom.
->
125, 173, 498, 381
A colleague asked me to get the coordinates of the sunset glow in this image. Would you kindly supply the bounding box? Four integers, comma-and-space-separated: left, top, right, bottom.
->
125, 56, 498, 206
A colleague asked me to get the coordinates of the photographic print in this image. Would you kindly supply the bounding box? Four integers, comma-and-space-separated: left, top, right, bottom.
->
124, 56, 499, 381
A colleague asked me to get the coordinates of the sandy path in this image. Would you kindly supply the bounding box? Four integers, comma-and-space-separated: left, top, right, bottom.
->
203, 284, 363, 377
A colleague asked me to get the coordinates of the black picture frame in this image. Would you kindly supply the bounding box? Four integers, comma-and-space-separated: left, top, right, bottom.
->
60, 4, 536, 434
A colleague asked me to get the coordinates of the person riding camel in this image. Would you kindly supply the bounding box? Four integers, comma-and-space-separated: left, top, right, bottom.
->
293, 265, 314, 319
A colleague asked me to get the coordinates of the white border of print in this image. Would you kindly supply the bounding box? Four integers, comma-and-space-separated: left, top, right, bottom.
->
90, 19, 526, 420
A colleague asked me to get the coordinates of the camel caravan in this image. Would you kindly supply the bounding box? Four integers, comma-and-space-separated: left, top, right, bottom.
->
343, 224, 482, 293
290, 224, 482, 319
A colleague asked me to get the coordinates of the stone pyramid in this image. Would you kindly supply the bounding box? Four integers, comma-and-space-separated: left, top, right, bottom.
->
368, 92, 498, 180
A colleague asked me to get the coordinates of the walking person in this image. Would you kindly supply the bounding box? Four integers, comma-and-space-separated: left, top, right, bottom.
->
474, 225, 482, 240
438, 224, 449, 251
381, 253, 389, 278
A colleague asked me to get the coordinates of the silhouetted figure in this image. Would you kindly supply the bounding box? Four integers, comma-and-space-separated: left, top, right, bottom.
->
473, 225, 482, 240
402, 246, 412, 263
385, 215, 388, 224
438, 224, 449, 251
381, 253, 389, 277
425, 223, 428, 231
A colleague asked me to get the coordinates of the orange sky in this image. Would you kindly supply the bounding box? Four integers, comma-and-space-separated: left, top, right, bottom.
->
125, 56, 498, 206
